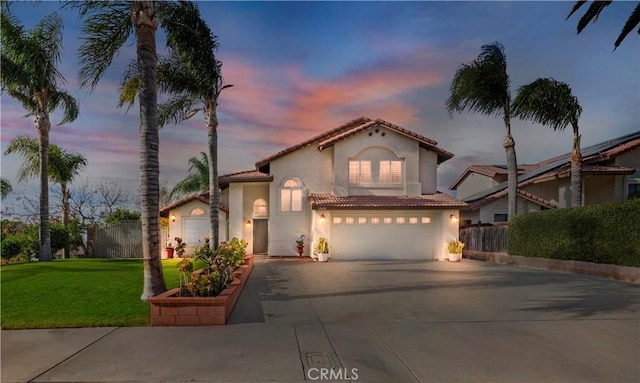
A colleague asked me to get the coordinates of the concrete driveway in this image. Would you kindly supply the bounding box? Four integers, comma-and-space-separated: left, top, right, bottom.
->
2, 258, 639, 382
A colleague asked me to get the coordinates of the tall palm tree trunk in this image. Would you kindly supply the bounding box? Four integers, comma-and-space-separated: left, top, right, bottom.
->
62, 183, 69, 259
206, 104, 220, 250
503, 114, 518, 220
134, 1, 167, 300
571, 125, 582, 207
37, 111, 53, 261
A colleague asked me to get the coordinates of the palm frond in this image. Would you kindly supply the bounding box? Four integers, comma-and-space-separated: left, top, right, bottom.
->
169, 152, 210, 200
614, 3, 640, 49
30, 12, 65, 86
48, 89, 79, 125
512, 78, 582, 131
576, 1, 613, 34
158, 95, 198, 127
48, 146, 88, 184
188, 152, 209, 177
0, 178, 12, 199
566, 1, 588, 20
4, 136, 40, 183
72, 1, 133, 90
446, 41, 510, 118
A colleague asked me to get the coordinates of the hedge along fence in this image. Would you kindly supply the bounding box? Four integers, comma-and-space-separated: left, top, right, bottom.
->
508, 199, 640, 267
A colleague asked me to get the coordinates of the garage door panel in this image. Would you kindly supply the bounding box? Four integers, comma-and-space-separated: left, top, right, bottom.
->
331, 211, 436, 260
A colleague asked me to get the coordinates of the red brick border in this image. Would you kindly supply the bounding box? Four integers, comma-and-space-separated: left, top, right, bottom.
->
149, 255, 255, 326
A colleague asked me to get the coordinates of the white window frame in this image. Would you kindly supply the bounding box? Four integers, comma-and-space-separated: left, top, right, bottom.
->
253, 199, 268, 218
379, 160, 402, 184
349, 160, 372, 184
280, 178, 304, 213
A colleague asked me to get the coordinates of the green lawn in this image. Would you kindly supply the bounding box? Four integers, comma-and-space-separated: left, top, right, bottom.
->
1, 258, 199, 329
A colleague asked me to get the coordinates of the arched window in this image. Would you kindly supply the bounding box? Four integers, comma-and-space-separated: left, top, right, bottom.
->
253, 199, 268, 217
190, 207, 206, 216
280, 178, 304, 212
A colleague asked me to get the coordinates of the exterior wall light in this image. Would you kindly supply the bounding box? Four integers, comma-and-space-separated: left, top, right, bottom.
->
246, 220, 252, 227
450, 214, 458, 223
320, 213, 326, 223
170, 214, 176, 222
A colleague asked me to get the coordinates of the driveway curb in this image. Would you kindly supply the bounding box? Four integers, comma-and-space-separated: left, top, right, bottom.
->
463, 250, 640, 284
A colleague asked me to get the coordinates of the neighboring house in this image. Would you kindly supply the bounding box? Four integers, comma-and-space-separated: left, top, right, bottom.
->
162, 117, 467, 260
451, 131, 640, 225
160, 192, 229, 254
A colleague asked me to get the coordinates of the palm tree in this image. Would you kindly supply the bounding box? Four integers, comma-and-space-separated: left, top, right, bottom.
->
566, 1, 640, 50
72, 1, 166, 299
1, 6, 79, 261
120, 1, 232, 249
1, 178, 12, 200
446, 42, 518, 220
5, 136, 88, 257
169, 152, 210, 200
511, 78, 583, 207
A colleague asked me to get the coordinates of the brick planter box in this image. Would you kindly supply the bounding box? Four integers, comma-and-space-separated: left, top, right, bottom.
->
149, 255, 254, 326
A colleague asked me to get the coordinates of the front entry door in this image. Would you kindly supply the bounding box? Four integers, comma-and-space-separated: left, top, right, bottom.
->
253, 219, 268, 254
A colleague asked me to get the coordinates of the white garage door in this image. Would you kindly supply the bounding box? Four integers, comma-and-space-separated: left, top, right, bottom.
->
330, 210, 437, 260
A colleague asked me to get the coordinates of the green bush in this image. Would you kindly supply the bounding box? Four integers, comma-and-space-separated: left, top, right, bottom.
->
509, 199, 640, 267
50, 223, 69, 254
1, 236, 23, 259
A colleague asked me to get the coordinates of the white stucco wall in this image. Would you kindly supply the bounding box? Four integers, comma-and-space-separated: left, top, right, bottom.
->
166, 200, 227, 256
332, 126, 423, 196
474, 196, 541, 224
268, 145, 333, 255
456, 173, 497, 200
419, 148, 438, 194
242, 183, 269, 254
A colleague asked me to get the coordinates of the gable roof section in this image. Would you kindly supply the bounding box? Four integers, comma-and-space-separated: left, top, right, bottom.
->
219, 170, 273, 188
160, 191, 228, 216
308, 193, 468, 210
463, 131, 640, 205
255, 117, 454, 170
449, 164, 536, 190
467, 189, 558, 210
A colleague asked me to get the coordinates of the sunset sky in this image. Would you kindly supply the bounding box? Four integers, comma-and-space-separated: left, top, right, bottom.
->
1, 1, 638, 214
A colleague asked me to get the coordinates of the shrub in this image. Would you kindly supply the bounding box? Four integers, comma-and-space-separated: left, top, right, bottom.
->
1, 236, 23, 259
50, 223, 69, 254
183, 237, 248, 297
509, 199, 640, 267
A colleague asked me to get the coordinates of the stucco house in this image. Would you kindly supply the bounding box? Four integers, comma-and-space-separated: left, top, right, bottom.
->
161, 117, 467, 260
450, 131, 640, 225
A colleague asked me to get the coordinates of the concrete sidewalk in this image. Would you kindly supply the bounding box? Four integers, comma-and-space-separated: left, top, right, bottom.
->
2, 258, 639, 382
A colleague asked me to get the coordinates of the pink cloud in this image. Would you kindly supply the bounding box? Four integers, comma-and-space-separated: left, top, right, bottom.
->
218, 46, 447, 152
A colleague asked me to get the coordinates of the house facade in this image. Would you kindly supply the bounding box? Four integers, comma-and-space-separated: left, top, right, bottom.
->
450, 131, 640, 225
163, 117, 466, 260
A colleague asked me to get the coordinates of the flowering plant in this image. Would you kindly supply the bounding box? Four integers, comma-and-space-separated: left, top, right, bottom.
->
296, 234, 306, 247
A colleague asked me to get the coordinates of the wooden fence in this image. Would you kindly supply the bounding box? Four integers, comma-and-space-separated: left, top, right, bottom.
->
95, 220, 142, 258
459, 224, 508, 253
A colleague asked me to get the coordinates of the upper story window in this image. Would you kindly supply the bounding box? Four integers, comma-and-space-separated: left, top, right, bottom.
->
379, 160, 402, 184
280, 178, 304, 212
349, 161, 371, 184
253, 199, 268, 217
349, 159, 402, 185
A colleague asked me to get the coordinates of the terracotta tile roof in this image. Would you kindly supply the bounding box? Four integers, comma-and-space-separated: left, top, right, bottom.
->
467, 189, 558, 210
160, 191, 229, 215
583, 137, 640, 164
219, 170, 273, 186
449, 164, 537, 190
256, 117, 454, 169
531, 164, 636, 184
462, 131, 640, 204
256, 117, 371, 169
308, 193, 468, 210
